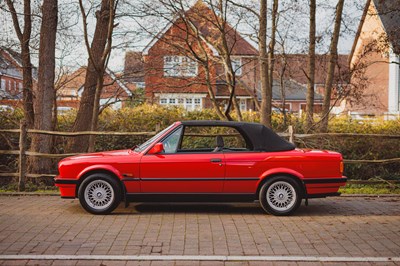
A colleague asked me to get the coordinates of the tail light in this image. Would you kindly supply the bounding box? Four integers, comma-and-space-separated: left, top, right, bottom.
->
340, 161, 344, 174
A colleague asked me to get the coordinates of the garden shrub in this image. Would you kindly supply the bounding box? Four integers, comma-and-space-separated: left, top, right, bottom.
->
0, 104, 399, 187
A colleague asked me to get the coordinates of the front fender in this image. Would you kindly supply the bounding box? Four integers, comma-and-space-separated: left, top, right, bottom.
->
77, 164, 123, 180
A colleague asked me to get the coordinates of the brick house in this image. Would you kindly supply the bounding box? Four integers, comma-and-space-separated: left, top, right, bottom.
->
273, 54, 349, 114
0, 47, 37, 109
57, 67, 134, 110
124, 0, 349, 113
139, 0, 258, 112
348, 0, 400, 117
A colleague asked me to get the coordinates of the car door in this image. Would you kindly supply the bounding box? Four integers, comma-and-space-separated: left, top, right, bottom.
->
219, 127, 265, 193
140, 126, 225, 193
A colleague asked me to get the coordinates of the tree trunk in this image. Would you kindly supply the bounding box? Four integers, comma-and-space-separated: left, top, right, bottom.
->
6, 0, 35, 128
320, 0, 345, 132
267, 0, 278, 114
87, 75, 104, 152
67, 0, 111, 153
203, 64, 227, 120
279, 57, 288, 128
305, 0, 316, 132
259, 0, 271, 127
30, 0, 58, 174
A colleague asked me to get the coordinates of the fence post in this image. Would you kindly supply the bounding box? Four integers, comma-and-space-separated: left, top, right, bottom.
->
18, 120, 27, 192
288, 125, 294, 144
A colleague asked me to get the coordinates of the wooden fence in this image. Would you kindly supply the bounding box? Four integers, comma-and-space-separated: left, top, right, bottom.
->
1, 122, 400, 191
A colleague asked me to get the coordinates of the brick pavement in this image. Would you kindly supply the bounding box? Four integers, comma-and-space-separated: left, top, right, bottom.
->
0, 195, 399, 265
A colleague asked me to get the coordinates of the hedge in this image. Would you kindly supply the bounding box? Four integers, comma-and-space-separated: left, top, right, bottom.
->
0, 104, 399, 186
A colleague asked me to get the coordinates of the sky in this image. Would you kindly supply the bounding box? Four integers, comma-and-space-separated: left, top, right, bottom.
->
0, 0, 366, 73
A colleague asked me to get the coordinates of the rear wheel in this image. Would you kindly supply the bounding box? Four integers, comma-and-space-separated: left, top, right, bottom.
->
259, 176, 302, 216
78, 173, 121, 214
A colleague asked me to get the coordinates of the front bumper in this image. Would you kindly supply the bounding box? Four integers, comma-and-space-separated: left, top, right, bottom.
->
54, 176, 78, 198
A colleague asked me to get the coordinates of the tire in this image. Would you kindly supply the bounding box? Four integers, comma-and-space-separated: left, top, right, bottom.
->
259, 176, 302, 216
78, 173, 121, 214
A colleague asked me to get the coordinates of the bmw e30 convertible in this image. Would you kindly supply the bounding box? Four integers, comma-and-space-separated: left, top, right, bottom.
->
55, 120, 347, 216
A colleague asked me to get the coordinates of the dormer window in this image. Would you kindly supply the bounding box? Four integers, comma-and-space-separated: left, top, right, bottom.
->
164, 56, 198, 77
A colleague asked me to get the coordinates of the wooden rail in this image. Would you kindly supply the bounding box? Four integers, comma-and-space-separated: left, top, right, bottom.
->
1, 122, 399, 191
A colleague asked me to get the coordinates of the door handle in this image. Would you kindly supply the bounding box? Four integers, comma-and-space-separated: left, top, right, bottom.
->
210, 158, 222, 163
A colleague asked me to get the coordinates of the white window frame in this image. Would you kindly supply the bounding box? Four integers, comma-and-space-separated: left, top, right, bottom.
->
159, 95, 203, 111
164, 56, 198, 77
0, 80, 5, 91
231, 58, 242, 76
300, 103, 320, 112
239, 98, 247, 111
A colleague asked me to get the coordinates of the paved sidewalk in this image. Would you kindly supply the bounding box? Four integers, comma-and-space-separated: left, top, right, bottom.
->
0, 195, 399, 265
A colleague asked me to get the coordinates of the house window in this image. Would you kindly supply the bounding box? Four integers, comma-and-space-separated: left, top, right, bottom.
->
164, 56, 198, 77
0, 80, 5, 91
135, 82, 145, 89
18, 82, 23, 92
186, 98, 193, 111
231, 58, 242, 76
194, 98, 201, 110
159, 96, 202, 110
239, 99, 247, 111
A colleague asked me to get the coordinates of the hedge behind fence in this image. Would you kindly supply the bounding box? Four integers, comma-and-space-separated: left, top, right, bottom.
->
0, 104, 399, 185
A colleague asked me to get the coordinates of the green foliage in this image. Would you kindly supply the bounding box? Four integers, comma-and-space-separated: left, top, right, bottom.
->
339, 184, 400, 194
0, 105, 399, 185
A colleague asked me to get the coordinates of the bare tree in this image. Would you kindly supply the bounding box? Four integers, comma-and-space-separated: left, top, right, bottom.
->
5, 0, 35, 128
131, 0, 250, 120
268, 0, 278, 108
259, 0, 271, 127
29, 0, 58, 174
305, 0, 316, 132
199, 0, 243, 120
67, 0, 118, 153
320, 0, 345, 132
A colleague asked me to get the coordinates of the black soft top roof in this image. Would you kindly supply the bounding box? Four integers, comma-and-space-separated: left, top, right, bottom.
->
180, 120, 295, 152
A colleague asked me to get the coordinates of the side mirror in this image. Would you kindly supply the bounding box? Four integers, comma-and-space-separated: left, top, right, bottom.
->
148, 143, 164, 155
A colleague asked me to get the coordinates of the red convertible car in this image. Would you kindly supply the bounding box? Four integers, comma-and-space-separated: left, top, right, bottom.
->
55, 121, 346, 215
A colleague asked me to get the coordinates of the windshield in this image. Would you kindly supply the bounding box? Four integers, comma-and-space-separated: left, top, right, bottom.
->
134, 123, 175, 152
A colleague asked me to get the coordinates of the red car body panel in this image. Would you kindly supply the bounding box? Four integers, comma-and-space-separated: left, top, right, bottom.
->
55, 121, 346, 201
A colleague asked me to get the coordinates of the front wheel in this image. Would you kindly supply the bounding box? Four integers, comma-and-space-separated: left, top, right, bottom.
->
259, 176, 302, 216
78, 173, 121, 214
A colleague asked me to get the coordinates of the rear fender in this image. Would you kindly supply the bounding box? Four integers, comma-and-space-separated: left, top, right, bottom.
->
257, 168, 305, 195
259, 168, 304, 181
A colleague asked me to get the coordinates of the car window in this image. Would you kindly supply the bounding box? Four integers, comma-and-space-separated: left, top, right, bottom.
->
134, 123, 175, 152
162, 127, 183, 154
179, 126, 249, 152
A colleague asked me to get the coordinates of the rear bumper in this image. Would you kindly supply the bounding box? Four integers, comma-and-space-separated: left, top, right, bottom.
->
304, 176, 347, 197
303, 177, 347, 184
54, 176, 77, 198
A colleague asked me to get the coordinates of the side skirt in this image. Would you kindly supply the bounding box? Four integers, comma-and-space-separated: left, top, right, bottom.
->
126, 193, 257, 203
